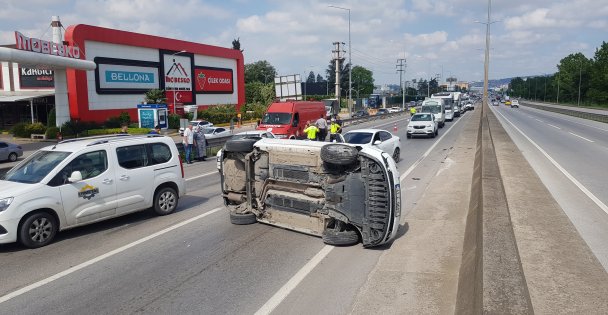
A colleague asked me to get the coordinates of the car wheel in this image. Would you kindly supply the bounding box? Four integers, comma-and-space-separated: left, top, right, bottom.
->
320, 144, 358, 166
406, 134, 411, 139
18, 212, 58, 248
435, 128, 439, 136
8, 152, 18, 162
153, 187, 178, 215
392, 148, 400, 162
322, 227, 359, 246
229, 211, 257, 225
225, 138, 258, 153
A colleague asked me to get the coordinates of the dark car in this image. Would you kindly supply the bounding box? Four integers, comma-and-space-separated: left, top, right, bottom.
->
0, 141, 23, 162
352, 110, 370, 118
376, 109, 389, 115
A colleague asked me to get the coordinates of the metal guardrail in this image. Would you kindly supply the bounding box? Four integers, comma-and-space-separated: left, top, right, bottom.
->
522, 102, 608, 123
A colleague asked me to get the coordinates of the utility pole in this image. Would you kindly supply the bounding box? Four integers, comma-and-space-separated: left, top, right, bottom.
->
577, 60, 582, 106
556, 72, 560, 104
396, 58, 406, 110
332, 42, 345, 107
544, 75, 547, 102
482, 0, 491, 108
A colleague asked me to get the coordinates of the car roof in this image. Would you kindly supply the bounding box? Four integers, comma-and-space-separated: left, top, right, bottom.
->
344, 128, 385, 133
40, 134, 170, 152
235, 130, 271, 135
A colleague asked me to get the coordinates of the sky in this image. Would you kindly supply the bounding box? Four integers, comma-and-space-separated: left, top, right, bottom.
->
1, 0, 607, 85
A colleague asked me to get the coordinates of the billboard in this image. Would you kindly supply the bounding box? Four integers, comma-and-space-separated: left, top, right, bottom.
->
19, 67, 54, 89
194, 67, 233, 94
275, 74, 302, 101
161, 51, 194, 104
94, 57, 159, 94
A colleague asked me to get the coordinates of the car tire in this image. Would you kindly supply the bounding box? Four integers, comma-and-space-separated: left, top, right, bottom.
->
322, 228, 359, 246
18, 212, 58, 248
320, 144, 358, 166
435, 128, 439, 136
392, 148, 400, 162
225, 138, 258, 153
8, 152, 18, 162
406, 134, 411, 139
230, 211, 257, 225
153, 187, 179, 215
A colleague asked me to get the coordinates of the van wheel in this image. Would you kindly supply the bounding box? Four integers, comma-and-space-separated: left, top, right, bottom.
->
230, 211, 257, 225
320, 144, 358, 166
154, 187, 178, 215
225, 138, 258, 153
18, 212, 58, 248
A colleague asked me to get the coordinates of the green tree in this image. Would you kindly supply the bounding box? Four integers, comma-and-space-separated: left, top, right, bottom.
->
144, 89, 167, 104
245, 81, 275, 105
231, 38, 243, 52
556, 53, 591, 103
429, 78, 439, 95
306, 71, 316, 83
245, 60, 277, 84
325, 59, 351, 97
587, 41, 608, 104
351, 65, 374, 98
316, 74, 324, 83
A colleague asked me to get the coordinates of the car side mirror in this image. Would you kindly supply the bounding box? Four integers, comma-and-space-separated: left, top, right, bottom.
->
373, 140, 382, 145
68, 171, 83, 183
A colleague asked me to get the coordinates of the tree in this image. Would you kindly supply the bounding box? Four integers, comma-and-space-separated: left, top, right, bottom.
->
351, 65, 374, 98
144, 89, 167, 104
587, 41, 608, 104
245, 82, 275, 105
429, 78, 439, 95
316, 74, 324, 83
417, 78, 429, 96
245, 60, 277, 84
325, 59, 351, 97
557, 53, 591, 103
231, 38, 243, 52
306, 71, 316, 83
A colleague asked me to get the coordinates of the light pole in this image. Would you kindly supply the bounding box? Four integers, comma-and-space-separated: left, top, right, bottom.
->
577, 59, 583, 106
476, 0, 498, 108
328, 5, 352, 118
556, 71, 560, 104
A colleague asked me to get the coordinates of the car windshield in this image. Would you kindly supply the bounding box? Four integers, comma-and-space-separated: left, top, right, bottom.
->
233, 134, 262, 140
2, 150, 71, 184
261, 113, 292, 125
421, 105, 441, 114
203, 128, 217, 134
411, 114, 432, 121
344, 132, 373, 144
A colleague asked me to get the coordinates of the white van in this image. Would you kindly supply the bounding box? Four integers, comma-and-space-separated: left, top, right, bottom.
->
0, 134, 186, 248
421, 99, 446, 128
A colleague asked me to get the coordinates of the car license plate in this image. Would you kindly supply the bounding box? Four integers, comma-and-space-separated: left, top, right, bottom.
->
415, 130, 425, 133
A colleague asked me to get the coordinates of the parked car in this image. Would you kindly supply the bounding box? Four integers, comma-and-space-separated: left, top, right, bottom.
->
406, 113, 438, 139
0, 134, 186, 248
179, 120, 213, 136
388, 107, 402, 113
376, 108, 389, 115
511, 100, 519, 108
219, 138, 401, 247
342, 129, 401, 162
202, 127, 232, 139
0, 141, 23, 162
352, 110, 370, 118
256, 101, 326, 139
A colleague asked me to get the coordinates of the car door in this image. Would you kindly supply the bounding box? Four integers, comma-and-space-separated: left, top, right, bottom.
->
51, 149, 117, 226
378, 131, 395, 153
114, 143, 154, 214
0, 142, 8, 160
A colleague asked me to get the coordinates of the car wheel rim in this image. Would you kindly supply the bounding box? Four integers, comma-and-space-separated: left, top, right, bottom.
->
9, 154, 17, 161
159, 191, 176, 212
29, 217, 52, 243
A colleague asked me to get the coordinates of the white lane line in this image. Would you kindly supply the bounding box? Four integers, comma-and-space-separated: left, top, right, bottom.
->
493, 110, 608, 216
399, 114, 466, 181
254, 245, 334, 315
569, 132, 594, 143
535, 118, 544, 123
185, 171, 216, 181
524, 105, 608, 132
0, 207, 224, 305
547, 124, 561, 130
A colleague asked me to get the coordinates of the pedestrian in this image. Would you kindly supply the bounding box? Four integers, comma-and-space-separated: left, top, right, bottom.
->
303, 121, 319, 141
329, 118, 342, 142
183, 124, 194, 164
409, 106, 417, 116
193, 125, 207, 161
149, 125, 162, 134
315, 114, 327, 141
118, 123, 129, 134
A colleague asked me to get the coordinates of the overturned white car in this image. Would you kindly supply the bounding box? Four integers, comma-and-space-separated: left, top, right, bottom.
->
219, 138, 401, 247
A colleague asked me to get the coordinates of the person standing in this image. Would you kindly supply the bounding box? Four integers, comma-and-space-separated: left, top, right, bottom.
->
329, 118, 342, 142
148, 125, 161, 134
315, 115, 328, 141
193, 126, 207, 161
183, 124, 194, 164
303, 121, 319, 141
119, 124, 129, 134
409, 106, 417, 116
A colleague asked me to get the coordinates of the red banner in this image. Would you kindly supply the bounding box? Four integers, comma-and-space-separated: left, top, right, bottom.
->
194, 67, 233, 93
165, 90, 193, 104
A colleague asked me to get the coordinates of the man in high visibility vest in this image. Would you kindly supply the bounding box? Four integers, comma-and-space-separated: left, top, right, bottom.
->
409, 106, 417, 116
303, 121, 319, 140
329, 118, 342, 142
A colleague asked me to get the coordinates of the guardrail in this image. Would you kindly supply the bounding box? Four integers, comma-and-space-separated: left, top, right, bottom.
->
522, 102, 608, 123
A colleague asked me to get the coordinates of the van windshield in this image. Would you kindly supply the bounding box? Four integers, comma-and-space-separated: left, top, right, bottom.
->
261, 113, 292, 125
2, 150, 71, 184
421, 105, 442, 114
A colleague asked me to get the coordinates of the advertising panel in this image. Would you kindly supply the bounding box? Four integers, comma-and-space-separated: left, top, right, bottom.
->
194, 67, 233, 94
162, 52, 194, 104
94, 57, 160, 94
19, 67, 54, 89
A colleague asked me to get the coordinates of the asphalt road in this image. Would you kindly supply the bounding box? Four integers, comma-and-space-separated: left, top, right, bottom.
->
0, 109, 475, 314
489, 103, 608, 270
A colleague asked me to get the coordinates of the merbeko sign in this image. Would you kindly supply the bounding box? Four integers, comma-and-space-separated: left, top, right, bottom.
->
14, 31, 81, 59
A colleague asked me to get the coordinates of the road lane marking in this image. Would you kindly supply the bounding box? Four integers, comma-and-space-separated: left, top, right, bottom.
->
568, 132, 594, 143
0, 207, 224, 305
535, 118, 544, 123
547, 124, 561, 130
254, 245, 334, 315
493, 110, 608, 216
186, 171, 217, 181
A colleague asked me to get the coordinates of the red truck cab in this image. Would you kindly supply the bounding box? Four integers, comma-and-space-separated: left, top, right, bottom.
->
256, 101, 326, 139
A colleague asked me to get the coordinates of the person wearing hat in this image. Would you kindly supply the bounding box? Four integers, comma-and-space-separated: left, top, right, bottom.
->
329, 118, 341, 142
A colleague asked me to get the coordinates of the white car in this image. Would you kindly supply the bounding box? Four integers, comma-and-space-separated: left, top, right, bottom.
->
464, 102, 474, 111
216, 130, 276, 170
388, 107, 402, 113
202, 127, 233, 139
407, 113, 438, 139
179, 120, 213, 136
342, 129, 401, 162
219, 138, 401, 247
0, 134, 186, 248
444, 104, 455, 121
511, 100, 519, 108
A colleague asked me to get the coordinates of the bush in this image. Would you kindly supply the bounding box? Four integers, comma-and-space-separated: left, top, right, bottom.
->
47, 108, 56, 127
10, 123, 29, 137
46, 126, 59, 139
105, 116, 123, 128
168, 114, 181, 129
87, 127, 150, 136
198, 104, 237, 124
61, 120, 101, 137
9, 122, 47, 138
119, 111, 131, 125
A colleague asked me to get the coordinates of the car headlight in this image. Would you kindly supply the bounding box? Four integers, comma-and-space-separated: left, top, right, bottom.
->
0, 197, 14, 212
426, 124, 432, 128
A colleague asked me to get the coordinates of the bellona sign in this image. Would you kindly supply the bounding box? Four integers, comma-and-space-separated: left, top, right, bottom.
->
14, 31, 81, 59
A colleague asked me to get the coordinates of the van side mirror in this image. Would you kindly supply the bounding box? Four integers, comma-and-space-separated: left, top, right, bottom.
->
68, 171, 83, 183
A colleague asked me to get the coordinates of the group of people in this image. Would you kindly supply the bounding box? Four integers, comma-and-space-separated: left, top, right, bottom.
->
182, 124, 207, 164
303, 114, 342, 142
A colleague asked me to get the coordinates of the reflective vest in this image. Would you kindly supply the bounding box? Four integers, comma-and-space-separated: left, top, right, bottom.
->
410, 107, 417, 114
304, 125, 319, 139
330, 122, 341, 134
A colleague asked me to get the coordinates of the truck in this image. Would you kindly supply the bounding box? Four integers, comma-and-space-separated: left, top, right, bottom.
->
256, 101, 326, 139
420, 99, 446, 128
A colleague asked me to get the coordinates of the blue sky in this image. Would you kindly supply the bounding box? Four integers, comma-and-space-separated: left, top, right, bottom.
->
1, 0, 607, 85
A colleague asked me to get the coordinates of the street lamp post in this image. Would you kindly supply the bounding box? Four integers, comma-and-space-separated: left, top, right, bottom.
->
328, 5, 351, 118
577, 59, 583, 106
